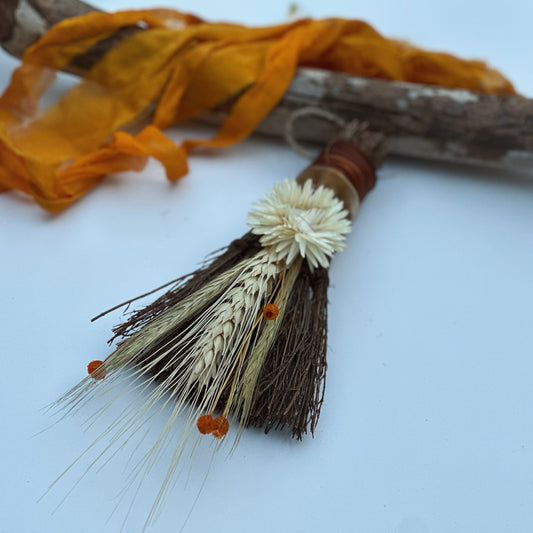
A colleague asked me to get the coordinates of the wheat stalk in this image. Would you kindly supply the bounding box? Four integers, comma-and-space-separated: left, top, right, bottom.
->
190, 249, 283, 387
50, 248, 287, 527
235, 255, 302, 427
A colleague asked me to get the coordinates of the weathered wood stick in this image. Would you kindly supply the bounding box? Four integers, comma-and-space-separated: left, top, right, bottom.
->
1, 0, 532, 172
207, 71, 533, 171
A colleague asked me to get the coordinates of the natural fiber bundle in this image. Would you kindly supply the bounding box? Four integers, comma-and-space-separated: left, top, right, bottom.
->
0, 9, 515, 212
49, 126, 383, 526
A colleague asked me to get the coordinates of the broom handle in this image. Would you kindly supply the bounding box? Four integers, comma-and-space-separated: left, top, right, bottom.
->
1, 0, 532, 173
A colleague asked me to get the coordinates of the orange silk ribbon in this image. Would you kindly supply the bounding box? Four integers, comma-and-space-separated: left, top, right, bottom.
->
0, 9, 516, 212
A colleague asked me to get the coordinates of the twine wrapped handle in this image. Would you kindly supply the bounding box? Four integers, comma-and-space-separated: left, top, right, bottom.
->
289, 108, 384, 218
313, 139, 377, 201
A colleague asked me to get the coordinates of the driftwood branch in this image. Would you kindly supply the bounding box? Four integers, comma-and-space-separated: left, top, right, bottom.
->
1, 0, 532, 172
248, 71, 533, 171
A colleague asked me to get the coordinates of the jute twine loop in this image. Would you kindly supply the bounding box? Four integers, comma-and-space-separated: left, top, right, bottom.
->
284, 106, 367, 159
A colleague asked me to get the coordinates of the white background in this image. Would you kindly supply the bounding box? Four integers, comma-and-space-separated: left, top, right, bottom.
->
1, 1, 533, 532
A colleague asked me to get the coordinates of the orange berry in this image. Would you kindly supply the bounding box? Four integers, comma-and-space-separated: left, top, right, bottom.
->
87, 360, 106, 380
262, 303, 279, 320
212, 416, 229, 439
197, 414, 215, 435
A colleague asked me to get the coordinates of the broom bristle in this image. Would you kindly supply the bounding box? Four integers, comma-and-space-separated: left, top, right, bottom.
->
109, 232, 262, 343
247, 264, 329, 439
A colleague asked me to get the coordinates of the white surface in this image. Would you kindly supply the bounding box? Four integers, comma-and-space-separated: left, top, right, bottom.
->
1, 1, 533, 532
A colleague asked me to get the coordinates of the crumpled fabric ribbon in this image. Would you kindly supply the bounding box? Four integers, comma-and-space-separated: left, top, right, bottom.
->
0, 9, 515, 212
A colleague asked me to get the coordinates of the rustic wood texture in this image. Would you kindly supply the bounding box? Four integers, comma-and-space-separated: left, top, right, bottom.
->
1, 0, 532, 171
241, 69, 533, 171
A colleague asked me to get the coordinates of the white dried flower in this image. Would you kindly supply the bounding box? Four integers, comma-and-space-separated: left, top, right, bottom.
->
247, 179, 351, 268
